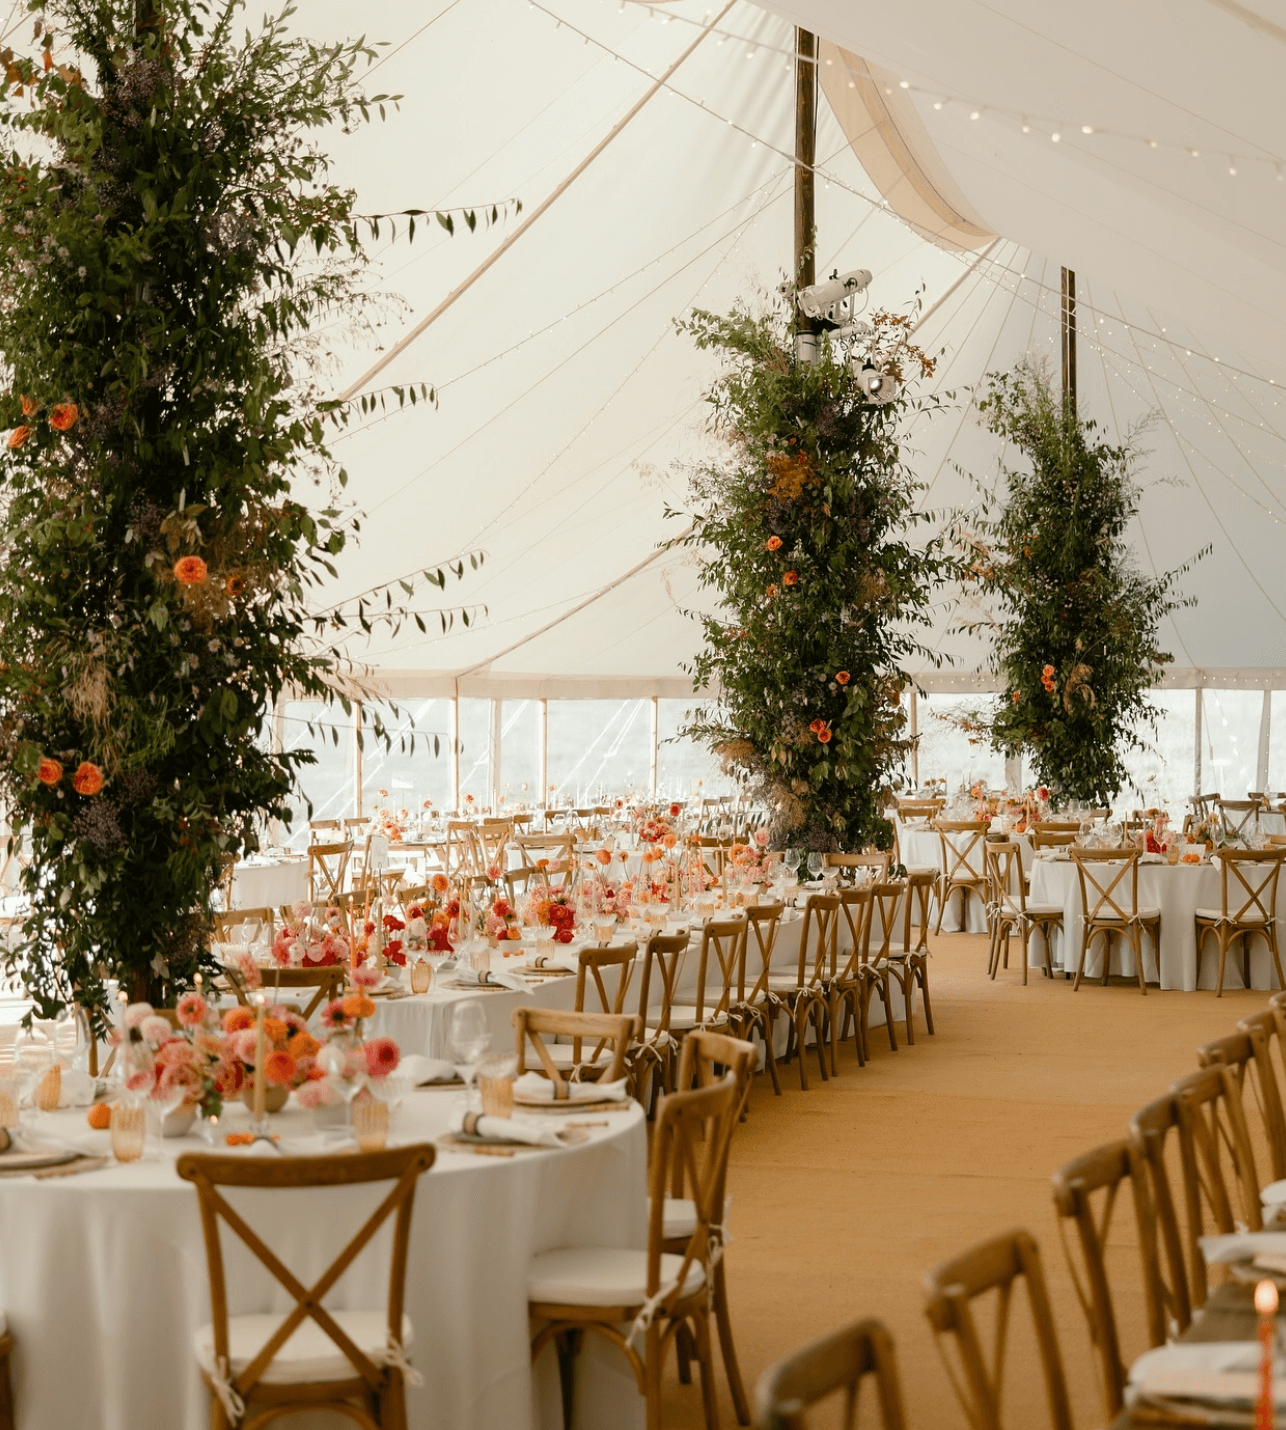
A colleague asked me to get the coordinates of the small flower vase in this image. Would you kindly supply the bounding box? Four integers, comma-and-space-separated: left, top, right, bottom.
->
410, 960, 431, 994
162, 1105, 197, 1138
470, 942, 491, 975
241, 1083, 289, 1115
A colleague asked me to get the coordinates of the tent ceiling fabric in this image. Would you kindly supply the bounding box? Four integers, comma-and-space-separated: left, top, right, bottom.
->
299, 0, 1286, 697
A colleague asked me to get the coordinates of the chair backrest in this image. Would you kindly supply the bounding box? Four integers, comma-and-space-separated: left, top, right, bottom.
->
896, 799, 944, 826
922, 1229, 1073, 1430
689, 917, 746, 1024
1216, 800, 1262, 840
309, 818, 342, 841
934, 821, 988, 886
636, 931, 690, 1040
1190, 792, 1221, 821
512, 1007, 640, 1088
475, 820, 513, 872
308, 842, 351, 903
754, 1318, 908, 1430
902, 871, 935, 957
575, 942, 639, 1019
1201, 1017, 1286, 1183
517, 834, 576, 886
676, 1027, 756, 1123
1033, 821, 1082, 833
740, 903, 784, 1004
1069, 848, 1142, 921
983, 841, 1026, 918
445, 822, 481, 879
176, 1145, 435, 1407
1031, 829, 1076, 850
835, 887, 874, 982
796, 894, 840, 987
825, 852, 891, 881
863, 882, 906, 965
262, 965, 349, 1022
647, 1075, 742, 1312
1211, 848, 1286, 923
213, 906, 275, 940
1127, 1093, 1196, 1325
1050, 1140, 1176, 1420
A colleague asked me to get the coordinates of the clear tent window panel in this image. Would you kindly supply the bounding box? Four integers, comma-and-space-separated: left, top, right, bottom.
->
657, 700, 737, 802
1201, 689, 1261, 801
458, 698, 491, 807
280, 701, 355, 849
1271, 692, 1286, 795
916, 695, 1007, 792
545, 699, 651, 803
361, 699, 451, 816
499, 699, 540, 807
1118, 689, 1197, 813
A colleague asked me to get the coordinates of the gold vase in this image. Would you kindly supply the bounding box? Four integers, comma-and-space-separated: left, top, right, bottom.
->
240, 1083, 289, 1115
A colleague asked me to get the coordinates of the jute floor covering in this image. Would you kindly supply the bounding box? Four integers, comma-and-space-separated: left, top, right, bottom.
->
663, 930, 1269, 1429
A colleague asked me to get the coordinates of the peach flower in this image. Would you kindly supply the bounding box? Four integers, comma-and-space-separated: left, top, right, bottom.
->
19, 395, 37, 417
783, 571, 798, 586
174, 555, 208, 586
49, 402, 78, 431
835, 671, 850, 685
766, 535, 782, 551
37, 757, 62, 785
7, 426, 30, 449
71, 761, 103, 795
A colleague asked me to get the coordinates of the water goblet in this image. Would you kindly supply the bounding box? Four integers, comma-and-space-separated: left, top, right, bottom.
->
783, 847, 803, 880
449, 1001, 491, 1110
806, 852, 825, 882
319, 1037, 368, 1142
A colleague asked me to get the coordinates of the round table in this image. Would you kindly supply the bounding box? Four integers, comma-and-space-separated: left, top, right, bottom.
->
0, 1094, 647, 1430
896, 827, 1032, 935
1027, 852, 1286, 991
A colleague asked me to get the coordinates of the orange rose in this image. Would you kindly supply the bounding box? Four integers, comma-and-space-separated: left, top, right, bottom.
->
783, 571, 798, 586
71, 761, 103, 795
766, 584, 778, 598
36, 757, 62, 785
1011, 691, 1021, 703
766, 535, 782, 551
262, 1016, 288, 1044
342, 994, 376, 1020
263, 1050, 297, 1086
835, 671, 850, 685
595, 848, 612, 866
223, 1007, 254, 1034
225, 574, 244, 597
1041, 664, 1055, 678
48, 402, 78, 431
818, 728, 832, 744
7, 425, 31, 449
174, 555, 207, 586
19, 395, 37, 417
809, 719, 823, 732
288, 1031, 319, 1060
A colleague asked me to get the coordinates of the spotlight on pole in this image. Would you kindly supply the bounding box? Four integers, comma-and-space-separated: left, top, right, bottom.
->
853, 358, 900, 404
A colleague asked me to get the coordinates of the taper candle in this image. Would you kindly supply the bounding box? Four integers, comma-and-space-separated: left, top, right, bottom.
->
1257, 1278, 1278, 1430
252, 993, 267, 1124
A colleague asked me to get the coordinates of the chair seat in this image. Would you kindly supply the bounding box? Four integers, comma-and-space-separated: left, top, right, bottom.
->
194, 1310, 412, 1386
528, 1247, 705, 1308
661, 1196, 697, 1241
1087, 907, 1161, 922
1195, 907, 1271, 925
1018, 903, 1064, 917
766, 974, 820, 992
646, 1006, 729, 1032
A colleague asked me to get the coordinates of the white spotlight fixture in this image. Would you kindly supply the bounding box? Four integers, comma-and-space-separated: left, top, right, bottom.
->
854, 358, 899, 404
796, 268, 873, 330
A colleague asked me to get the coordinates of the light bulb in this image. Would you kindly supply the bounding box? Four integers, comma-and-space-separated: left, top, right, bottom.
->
1081, 125, 1093, 134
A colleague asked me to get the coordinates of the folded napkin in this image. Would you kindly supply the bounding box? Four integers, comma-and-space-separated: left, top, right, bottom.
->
1127, 1341, 1286, 1409
56, 1068, 96, 1109
513, 1072, 628, 1104
447, 1109, 561, 1147
449, 967, 531, 993
1201, 1231, 1286, 1265
399, 1055, 459, 1085
528, 951, 581, 973
1263, 1178, 1286, 1207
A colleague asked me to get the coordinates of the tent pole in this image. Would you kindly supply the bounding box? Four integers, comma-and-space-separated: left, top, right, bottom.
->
338, 2, 735, 402
353, 700, 363, 819
537, 699, 548, 814
449, 696, 460, 813
1060, 266, 1077, 408
1193, 687, 1203, 796
271, 694, 286, 847
794, 28, 819, 359
909, 690, 919, 789
649, 696, 659, 798
489, 698, 502, 813
1257, 688, 1271, 792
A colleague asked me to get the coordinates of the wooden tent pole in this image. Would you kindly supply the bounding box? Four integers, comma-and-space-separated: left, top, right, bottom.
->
1061, 266, 1077, 408
794, 28, 818, 298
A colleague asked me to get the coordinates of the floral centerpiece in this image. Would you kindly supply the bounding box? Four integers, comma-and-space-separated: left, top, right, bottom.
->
271, 902, 351, 969
222, 1003, 320, 1098
295, 966, 401, 1112
635, 804, 682, 847
116, 995, 245, 1120
522, 885, 577, 942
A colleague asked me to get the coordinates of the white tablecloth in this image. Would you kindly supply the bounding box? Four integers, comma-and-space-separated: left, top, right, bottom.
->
1027, 853, 1286, 991
231, 858, 309, 911
0, 1096, 647, 1430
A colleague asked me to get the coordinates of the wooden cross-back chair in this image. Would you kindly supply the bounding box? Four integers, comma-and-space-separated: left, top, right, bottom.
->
932, 820, 989, 934
885, 869, 937, 1044
258, 966, 349, 1023
850, 882, 903, 1065
895, 799, 944, 826
308, 819, 342, 843
308, 841, 352, 905
1127, 1094, 1197, 1323
512, 1007, 639, 1093
444, 822, 481, 881
767, 894, 838, 1091
631, 931, 690, 1109
831, 885, 875, 1069
1199, 1018, 1286, 1185
1216, 800, 1265, 841
528, 1074, 741, 1430
1162, 1067, 1263, 1306
729, 903, 785, 1098
474, 819, 513, 873
1195, 847, 1286, 996
695, 837, 731, 884
754, 1318, 908, 1430
526, 944, 640, 1082
985, 841, 1060, 985
824, 852, 891, 882
517, 834, 576, 887
1186, 792, 1222, 830
176, 1145, 436, 1430
1068, 848, 1159, 994
671, 1028, 757, 1423
1030, 829, 1076, 850
1050, 1140, 1180, 1422
922, 1229, 1073, 1430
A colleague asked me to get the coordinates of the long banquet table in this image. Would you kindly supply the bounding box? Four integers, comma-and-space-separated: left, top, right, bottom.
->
1027, 851, 1286, 991
0, 1096, 647, 1430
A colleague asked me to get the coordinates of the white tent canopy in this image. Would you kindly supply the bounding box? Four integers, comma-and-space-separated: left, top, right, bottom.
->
298, 0, 1286, 696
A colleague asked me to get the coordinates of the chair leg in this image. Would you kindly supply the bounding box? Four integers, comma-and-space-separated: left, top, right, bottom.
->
691, 1310, 722, 1430
917, 958, 935, 1035
556, 1328, 582, 1430
643, 1325, 665, 1430
882, 972, 897, 1051
1132, 924, 1147, 995
934, 884, 948, 935
792, 1001, 810, 1091
758, 1012, 782, 1095
1269, 928, 1286, 994
899, 967, 915, 1045
676, 1322, 693, 1384
0, 1336, 12, 1430
712, 1260, 751, 1425
811, 1002, 829, 1082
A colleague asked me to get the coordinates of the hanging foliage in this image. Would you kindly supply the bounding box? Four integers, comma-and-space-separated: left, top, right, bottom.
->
670, 297, 955, 852
0, 0, 493, 1024
953, 359, 1205, 807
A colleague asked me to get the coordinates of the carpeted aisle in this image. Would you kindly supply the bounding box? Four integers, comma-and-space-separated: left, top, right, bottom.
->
662, 930, 1269, 1429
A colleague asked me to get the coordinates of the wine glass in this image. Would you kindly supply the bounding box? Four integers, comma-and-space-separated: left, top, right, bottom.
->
449, 1001, 491, 1110
14, 1034, 54, 1128
783, 848, 803, 880
806, 852, 825, 882
319, 1038, 368, 1142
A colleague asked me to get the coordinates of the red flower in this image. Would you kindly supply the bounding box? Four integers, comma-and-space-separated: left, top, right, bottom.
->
554, 928, 574, 944
809, 719, 823, 733
364, 1037, 401, 1078
1041, 664, 1055, 678
817, 727, 832, 744
36, 757, 62, 786
835, 671, 850, 685
174, 555, 207, 586
1011, 691, 1021, 703
384, 939, 406, 966
382, 914, 405, 932
669, 803, 681, 817
783, 571, 798, 586
48, 402, 78, 431
225, 574, 245, 597
766, 535, 782, 551
72, 761, 103, 795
